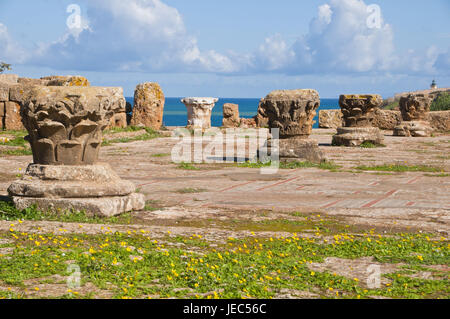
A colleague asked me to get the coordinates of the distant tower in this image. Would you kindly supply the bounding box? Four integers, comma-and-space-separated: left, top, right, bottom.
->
430, 79, 437, 89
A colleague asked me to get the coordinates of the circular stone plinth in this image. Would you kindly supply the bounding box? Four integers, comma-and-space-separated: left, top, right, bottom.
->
332, 127, 384, 147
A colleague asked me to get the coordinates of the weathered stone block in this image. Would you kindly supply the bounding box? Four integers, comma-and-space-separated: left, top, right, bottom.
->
131, 82, 165, 130
370, 109, 402, 130
265, 138, 325, 163
319, 110, 344, 129
223, 103, 240, 128
4, 101, 24, 130
0, 85, 9, 101
393, 121, 434, 137
240, 117, 257, 128
0, 74, 19, 84
109, 112, 127, 128
429, 111, 450, 132
12, 193, 144, 218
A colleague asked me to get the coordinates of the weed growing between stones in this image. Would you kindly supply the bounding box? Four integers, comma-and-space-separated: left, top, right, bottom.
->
360, 141, 386, 148
102, 127, 164, 146
0, 201, 132, 225
0, 130, 32, 156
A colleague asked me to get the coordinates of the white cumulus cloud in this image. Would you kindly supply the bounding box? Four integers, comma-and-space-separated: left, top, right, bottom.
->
29, 0, 234, 73
0, 23, 27, 63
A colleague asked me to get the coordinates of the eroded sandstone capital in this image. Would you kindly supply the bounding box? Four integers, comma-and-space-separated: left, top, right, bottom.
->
21, 86, 126, 165
399, 93, 432, 121
339, 94, 383, 127
259, 89, 320, 138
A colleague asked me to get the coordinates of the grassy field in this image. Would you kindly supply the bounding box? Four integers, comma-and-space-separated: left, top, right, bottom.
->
0, 200, 448, 300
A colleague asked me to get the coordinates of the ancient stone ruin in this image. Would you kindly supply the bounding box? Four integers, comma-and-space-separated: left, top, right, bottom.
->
7, 86, 145, 217
258, 89, 324, 163
222, 103, 240, 128
130, 82, 165, 130
393, 93, 434, 137
182, 97, 218, 130
332, 94, 384, 146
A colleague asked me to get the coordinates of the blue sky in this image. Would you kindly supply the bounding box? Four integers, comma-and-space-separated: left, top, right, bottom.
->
0, 0, 449, 98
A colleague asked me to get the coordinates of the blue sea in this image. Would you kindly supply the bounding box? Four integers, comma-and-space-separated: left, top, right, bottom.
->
126, 97, 339, 129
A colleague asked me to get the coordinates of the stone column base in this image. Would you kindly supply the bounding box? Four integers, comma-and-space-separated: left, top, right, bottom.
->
8, 163, 145, 217
393, 121, 434, 137
259, 138, 325, 163
332, 127, 384, 147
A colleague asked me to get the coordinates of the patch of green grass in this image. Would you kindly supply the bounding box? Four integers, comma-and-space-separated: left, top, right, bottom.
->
0, 130, 27, 138
0, 200, 132, 224
424, 173, 450, 178
0, 131, 32, 156
360, 141, 386, 149
143, 200, 163, 212
176, 162, 201, 170
238, 161, 341, 171
175, 188, 208, 194
355, 164, 444, 173
102, 128, 163, 146
103, 126, 148, 134
0, 131, 33, 156
383, 100, 399, 110
0, 148, 32, 156
151, 153, 170, 158
0, 228, 447, 299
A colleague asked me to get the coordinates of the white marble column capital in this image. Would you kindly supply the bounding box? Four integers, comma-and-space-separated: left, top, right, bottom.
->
181, 97, 219, 129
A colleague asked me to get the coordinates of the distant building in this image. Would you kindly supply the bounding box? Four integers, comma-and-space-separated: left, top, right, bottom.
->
430, 80, 437, 89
